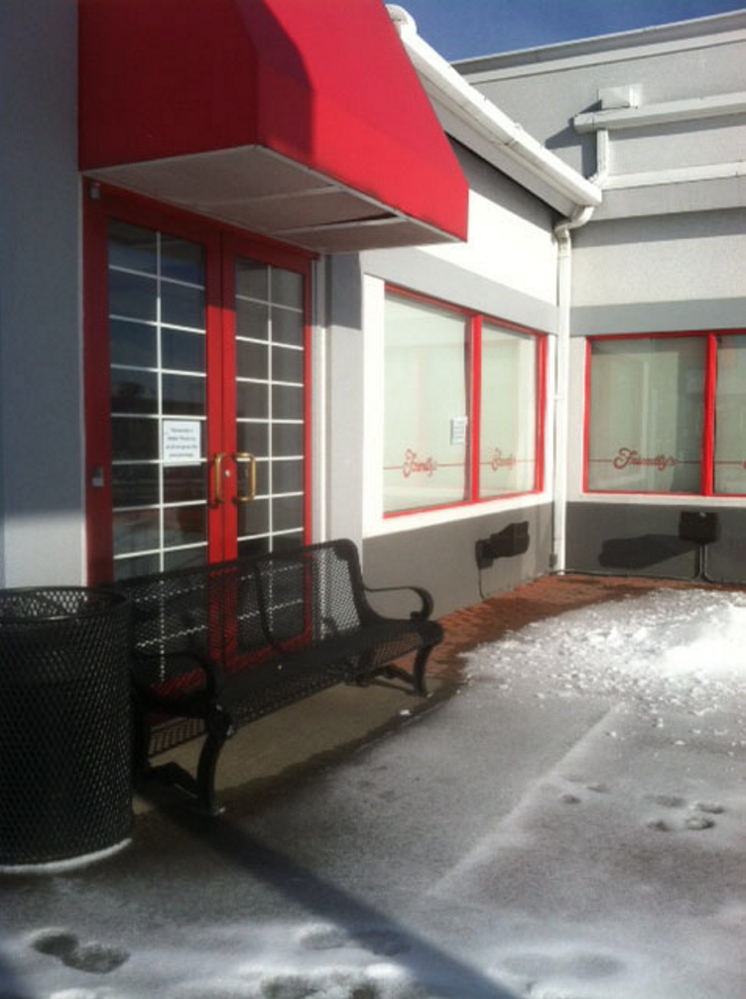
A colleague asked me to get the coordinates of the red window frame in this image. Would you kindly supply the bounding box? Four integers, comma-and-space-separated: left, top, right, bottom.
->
584, 329, 746, 498
383, 285, 547, 518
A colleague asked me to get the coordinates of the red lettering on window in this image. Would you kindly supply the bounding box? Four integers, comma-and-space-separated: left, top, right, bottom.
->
402, 449, 438, 478
613, 447, 676, 471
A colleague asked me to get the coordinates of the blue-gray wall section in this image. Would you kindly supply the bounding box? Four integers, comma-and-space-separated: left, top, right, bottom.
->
0, 1, 83, 585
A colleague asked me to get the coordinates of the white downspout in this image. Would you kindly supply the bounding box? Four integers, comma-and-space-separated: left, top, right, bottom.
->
551, 131, 609, 572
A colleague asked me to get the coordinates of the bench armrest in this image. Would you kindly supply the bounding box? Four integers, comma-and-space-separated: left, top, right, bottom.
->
363, 582, 435, 620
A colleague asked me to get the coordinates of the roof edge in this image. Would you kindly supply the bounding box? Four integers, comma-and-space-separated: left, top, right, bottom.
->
387, 5, 601, 212
453, 9, 746, 76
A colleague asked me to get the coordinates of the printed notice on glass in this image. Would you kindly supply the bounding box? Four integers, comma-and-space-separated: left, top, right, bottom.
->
450, 416, 468, 446
163, 420, 202, 465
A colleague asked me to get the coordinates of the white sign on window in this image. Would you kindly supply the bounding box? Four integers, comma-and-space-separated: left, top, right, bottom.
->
450, 416, 468, 446
163, 420, 202, 465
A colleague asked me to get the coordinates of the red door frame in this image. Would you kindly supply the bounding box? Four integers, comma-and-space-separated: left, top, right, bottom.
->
83, 182, 315, 582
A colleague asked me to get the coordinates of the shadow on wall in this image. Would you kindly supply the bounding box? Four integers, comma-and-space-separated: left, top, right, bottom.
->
599, 512, 722, 580
599, 534, 690, 571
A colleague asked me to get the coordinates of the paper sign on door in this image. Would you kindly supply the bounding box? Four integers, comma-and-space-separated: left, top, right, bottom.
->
163, 420, 202, 465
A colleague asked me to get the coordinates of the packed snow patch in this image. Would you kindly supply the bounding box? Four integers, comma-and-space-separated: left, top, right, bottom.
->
465, 587, 746, 718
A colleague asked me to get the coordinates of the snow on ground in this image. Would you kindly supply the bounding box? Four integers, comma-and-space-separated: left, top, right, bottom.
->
446, 587, 746, 998
465, 586, 746, 721
1, 586, 745, 999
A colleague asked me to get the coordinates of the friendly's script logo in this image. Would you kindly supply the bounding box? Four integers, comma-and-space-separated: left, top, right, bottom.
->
402, 449, 438, 478
613, 447, 676, 471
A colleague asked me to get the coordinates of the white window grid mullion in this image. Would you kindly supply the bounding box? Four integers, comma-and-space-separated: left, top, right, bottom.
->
108, 313, 205, 337
109, 262, 204, 293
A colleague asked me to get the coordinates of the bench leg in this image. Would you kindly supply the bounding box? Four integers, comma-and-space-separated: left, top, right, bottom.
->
411, 644, 433, 696
378, 645, 432, 696
131, 698, 153, 784
196, 707, 233, 816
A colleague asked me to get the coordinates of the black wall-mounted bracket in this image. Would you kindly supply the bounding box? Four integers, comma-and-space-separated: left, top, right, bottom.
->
475, 521, 530, 569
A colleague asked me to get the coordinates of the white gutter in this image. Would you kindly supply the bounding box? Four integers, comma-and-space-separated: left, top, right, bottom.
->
387, 6, 602, 212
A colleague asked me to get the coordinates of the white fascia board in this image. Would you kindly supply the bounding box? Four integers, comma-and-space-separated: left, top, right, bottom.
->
388, 7, 601, 213
604, 160, 746, 189
575, 91, 746, 132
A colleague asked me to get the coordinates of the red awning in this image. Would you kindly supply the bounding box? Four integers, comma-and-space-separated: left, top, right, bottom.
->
78, 0, 468, 252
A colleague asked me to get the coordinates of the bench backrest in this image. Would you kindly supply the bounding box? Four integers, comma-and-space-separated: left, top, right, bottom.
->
121, 559, 261, 674
121, 539, 372, 672
253, 539, 370, 651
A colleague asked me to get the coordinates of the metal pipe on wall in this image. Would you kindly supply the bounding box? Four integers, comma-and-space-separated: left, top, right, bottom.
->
551, 131, 609, 572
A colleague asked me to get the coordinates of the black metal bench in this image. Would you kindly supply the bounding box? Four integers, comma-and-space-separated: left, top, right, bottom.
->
118, 539, 443, 814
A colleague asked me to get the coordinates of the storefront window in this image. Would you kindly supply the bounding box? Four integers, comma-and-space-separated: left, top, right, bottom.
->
588, 332, 746, 496
714, 335, 746, 495
384, 289, 544, 515
480, 324, 538, 497
384, 295, 469, 513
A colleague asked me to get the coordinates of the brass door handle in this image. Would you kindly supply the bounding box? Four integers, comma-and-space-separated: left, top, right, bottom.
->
212, 453, 227, 505
233, 452, 256, 504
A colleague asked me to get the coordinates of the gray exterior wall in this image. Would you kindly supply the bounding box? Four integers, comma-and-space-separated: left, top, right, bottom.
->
458, 12, 746, 183
566, 502, 746, 585
461, 15, 746, 584
363, 503, 553, 619
460, 15, 746, 293
571, 209, 745, 319
0, 0, 83, 586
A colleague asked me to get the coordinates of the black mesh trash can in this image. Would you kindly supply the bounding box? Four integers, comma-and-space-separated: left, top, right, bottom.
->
0, 587, 132, 869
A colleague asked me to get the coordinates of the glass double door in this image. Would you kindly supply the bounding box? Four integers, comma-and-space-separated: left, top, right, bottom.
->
95, 204, 310, 581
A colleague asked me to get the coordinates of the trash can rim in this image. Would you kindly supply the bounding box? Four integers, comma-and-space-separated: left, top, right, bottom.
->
0, 585, 128, 624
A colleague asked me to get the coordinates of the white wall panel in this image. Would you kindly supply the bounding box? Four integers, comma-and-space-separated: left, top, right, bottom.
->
422, 190, 557, 304
572, 211, 746, 307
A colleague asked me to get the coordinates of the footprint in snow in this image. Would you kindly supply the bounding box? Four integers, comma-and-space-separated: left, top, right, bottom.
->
502, 949, 622, 981
354, 928, 410, 956
684, 815, 716, 831
696, 801, 725, 814
647, 793, 687, 809
644, 796, 725, 830
297, 924, 409, 956
646, 819, 674, 832
29, 928, 129, 974
562, 776, 611, 794
297, 923, 352, 951
585, 782, 610, 794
